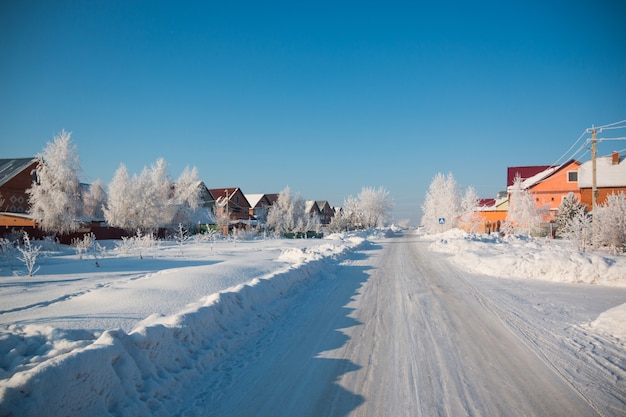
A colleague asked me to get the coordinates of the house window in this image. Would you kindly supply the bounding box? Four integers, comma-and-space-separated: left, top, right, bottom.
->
567, 171, 578, 182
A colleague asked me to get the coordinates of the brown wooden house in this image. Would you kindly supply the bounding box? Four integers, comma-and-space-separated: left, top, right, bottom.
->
246, 193, 275, 221
209, 188, 253, 222
315, 201, 335, 225
0, 158, 38, 227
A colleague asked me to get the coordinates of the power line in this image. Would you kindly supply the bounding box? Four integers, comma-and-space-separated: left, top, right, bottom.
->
551, 129, 588, 166
596, 119, 626, 129
552, 119, 626, 167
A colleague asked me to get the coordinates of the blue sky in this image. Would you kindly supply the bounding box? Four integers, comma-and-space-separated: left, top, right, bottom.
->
2, 1, 625, 223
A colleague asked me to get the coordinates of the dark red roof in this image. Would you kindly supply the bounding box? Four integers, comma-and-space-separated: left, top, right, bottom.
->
477, 198, 496, 208
506, 165, 554, 187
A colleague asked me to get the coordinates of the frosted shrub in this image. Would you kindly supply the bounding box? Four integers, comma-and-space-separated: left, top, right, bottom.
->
17, 232, 41, 276
592, 192, 626, 253
71, 232, 104, 266
0, 238, 15, 261
71, 233, 96, 259
116, 229, 159, 259
232, 227, 258, 241
174, 223, 189, 255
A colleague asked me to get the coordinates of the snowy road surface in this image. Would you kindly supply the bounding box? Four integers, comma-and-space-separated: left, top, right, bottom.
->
179, 233, 625, 417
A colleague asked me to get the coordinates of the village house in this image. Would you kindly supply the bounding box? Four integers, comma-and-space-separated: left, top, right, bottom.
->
510, 159, 582, 221
0, 158, 38, 228
578, 151, 626, 210
209, 187, 254, 228
245, 193, 277, 223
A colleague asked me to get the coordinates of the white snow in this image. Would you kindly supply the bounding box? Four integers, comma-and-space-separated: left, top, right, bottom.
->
1, 228, 625, 416
427, 228, 626, 287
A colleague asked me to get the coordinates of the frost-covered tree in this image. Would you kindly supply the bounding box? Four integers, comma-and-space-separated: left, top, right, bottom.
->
172, 166, 203, 224
266, 187, 311, 235
421, 172, 461, 233
554, 192, 586, 237
358, 186, 393, 228
213, 196, 231, 234
105, 159, 203, 232
103, 164, 137, 230
27, 130, 82, 234
82, 179, 107, 219
458, 186, 481, 232
563, 210, 592, 251
506, 174, 543, 236
592, 192, 626, 252
139, 158, 173, 229
328, 208, 350, 232
342, 195, 364, 230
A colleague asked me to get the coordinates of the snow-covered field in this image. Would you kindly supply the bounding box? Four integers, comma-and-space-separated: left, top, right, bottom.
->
0, 228, 625, 416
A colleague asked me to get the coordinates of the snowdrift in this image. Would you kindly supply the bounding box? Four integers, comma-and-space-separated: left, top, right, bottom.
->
427, 229, 626, 287
0, 236, 366, 417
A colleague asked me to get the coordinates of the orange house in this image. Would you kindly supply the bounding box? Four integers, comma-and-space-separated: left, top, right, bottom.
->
578, 151, 626, 211
510, 159, 581, 221
472, 198, 508, 233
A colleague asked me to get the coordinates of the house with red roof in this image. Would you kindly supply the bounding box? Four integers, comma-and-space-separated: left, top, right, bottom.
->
509, 159, 581, 220
209, 188, 253, 223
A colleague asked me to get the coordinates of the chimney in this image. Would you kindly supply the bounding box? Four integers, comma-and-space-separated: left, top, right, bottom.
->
613, 151, 620, 165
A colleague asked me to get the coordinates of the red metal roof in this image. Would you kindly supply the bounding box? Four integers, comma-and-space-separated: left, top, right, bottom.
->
506, 165, 554, 187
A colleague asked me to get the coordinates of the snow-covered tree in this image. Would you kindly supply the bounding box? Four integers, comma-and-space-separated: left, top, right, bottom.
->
103, 164, 137, 230
506, 174, 543, 236
458, 186, 481, 232
342, 195, 364, 230
358, 186, 393, 228
139, 158, 174, 229
562, 210, 592, 251
592, 192, 626, 252
172, 166, 203, 224
328, 208, 350, 232
27, 130, 82, 235
266, 186, 311, 236
105, 159, 203, 232
82, 179, 107, 219
554, 192, 586, 237
421, 172, 461, 233
213, 196, 231, 234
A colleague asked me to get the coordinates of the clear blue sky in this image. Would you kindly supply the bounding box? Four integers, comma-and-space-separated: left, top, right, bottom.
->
2, 1, 625, 224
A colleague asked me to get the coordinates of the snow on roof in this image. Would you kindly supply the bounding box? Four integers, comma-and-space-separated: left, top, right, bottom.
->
578, 153, 626, 188
245, 194, 265, 208
520, 165, 559, 189
0, 158, 37, 187
507, 159, 579, 191
305, 200, 318, 212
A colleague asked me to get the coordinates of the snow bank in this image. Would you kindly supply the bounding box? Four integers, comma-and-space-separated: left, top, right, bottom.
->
588, 303, 626, 340
0, 235, 366, 417
427, 229, 626, 287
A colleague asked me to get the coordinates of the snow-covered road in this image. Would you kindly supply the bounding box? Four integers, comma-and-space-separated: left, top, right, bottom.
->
178, 233, 626, 416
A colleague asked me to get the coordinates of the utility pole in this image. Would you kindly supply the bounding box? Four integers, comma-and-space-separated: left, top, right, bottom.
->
591, 127, 598, 215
